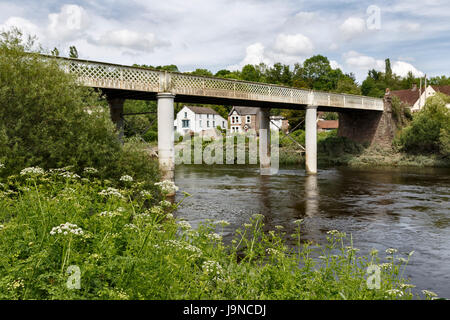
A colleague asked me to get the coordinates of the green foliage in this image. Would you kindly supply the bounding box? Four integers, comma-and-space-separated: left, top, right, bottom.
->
391, 96, 412, 127
69, 45, 78, 58
0, 29, 159, 187
0, 171, 423, 300
397, 93, 450, 154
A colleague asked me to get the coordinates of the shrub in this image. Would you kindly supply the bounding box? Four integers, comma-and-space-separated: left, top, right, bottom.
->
0, 29, 159, 187
0, 29, 120, 176
397, 93, 450, 154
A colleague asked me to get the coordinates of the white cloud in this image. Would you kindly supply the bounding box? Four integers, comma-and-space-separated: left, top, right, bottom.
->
94, 29, 169, 52
227, 43, 272, 70
0, 16, 41, 39
339, 17, 366, 40
47, 4, 89, 41
344, 51, 424, 80
273, 33, 314, 56
330, 60, 343, 70
392, 61, 424, 77
294, 11, 315, 22
344, 51, 384, 71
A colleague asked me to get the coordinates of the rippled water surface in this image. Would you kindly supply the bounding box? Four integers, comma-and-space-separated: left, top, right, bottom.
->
174, 165, 450, 298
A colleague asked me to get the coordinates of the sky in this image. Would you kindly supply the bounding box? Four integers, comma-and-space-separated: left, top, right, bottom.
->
1, 0, 450, 83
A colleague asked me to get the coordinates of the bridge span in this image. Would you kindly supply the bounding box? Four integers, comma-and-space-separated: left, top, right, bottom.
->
51, 56, 392, 180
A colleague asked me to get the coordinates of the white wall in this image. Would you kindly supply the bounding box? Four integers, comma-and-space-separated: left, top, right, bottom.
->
174, 107, 227, 135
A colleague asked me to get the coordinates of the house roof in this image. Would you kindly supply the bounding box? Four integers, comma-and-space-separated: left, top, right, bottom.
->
317, 120, 339, 129
431, 85, 450, 96
185, 106, 220, 115
390, 88, 421, 106
229, 106, 259, 116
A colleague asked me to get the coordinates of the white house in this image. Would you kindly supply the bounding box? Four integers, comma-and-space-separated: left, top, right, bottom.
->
174, 106, 227, 136
391, 85, 450, 112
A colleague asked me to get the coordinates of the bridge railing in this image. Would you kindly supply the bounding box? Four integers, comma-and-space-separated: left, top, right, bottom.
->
51, 56, 384, 111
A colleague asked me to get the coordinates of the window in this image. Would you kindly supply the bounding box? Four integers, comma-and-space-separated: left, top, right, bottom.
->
182, 120, 190, 128
207, 121, 210, 127
207, 114, 210, 119
199, 120, 202, 128
246, 115, 251, 123
184, 112, 188, 118
222, 121, 225, 128
213, 121, 215, 127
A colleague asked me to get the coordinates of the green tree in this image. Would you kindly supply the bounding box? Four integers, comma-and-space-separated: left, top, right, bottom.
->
0, 29, 159, 186
51, 47, 59, 56
69, 45, 78, 58
397, 93, 450, 154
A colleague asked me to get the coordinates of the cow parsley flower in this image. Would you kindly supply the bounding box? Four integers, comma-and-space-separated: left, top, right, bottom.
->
120, 175, 133, 182
202, 260, 223, 276
386, 248, 398, 255
385, 289, 403, 297
20, 167, 44, 176
177, 221, 192, 230
214, 220, 230, 227
206, 233, 222, 241
98, 187, 124, 198
50, 222, 84, 236
83, 167, 98, 174
154, 180, 179, 194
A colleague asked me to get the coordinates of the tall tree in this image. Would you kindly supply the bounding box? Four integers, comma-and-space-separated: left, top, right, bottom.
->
69, 46, 78, 58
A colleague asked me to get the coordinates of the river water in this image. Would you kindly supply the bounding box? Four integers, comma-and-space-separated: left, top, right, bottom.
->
174, 165, 450, 298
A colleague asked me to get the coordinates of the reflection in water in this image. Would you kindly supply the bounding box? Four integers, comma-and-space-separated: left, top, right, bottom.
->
305, 174, 318, 217
175, 165, 450, 298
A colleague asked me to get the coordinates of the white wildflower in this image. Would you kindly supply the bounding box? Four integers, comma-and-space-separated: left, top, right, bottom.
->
165, 213, 174, 219
159, 200, 172, 207
59, 171, 80, 179
293, 219, 303, 225
0, 162, 4, 169
120, 175, 133, 182
0, 224, 4, 231
385, 289, 403, 297
379, 263, 393, 270
99, 211, 121, 218
165, 240, 202, 257
50, 222, 84, 236
266, 248, 283, 257
400, 284, 415, 289
206, 233, 222, 241
370, 249, 379, 256
202, 260, 223, 276
83, 167, 98, 174
214, 220, 230, 227
386, 248, 398, 254
140, 190, 152, 197
422, 290, 438, 298
8, 279, 24, 290
20, 167, 44, 176
177, 221, 192, 230
98, 187, 124, 198
154, 180, 179, 194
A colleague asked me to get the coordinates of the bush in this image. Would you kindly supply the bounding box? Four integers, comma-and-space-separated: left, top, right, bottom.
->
397, 93, 450, 155
0, 29, 159, 186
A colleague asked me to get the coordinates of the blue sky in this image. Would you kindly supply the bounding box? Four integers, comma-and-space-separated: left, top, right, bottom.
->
1, 0, 449, 83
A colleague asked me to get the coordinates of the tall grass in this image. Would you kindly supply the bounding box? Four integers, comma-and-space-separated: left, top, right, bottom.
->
0, 165, 434, 300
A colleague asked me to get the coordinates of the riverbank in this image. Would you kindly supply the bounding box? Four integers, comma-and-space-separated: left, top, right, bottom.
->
0, 166, 428, 300
279, 145, 450, 168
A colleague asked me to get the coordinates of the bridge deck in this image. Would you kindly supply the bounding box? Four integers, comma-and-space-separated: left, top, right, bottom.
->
52, 56, 384, 112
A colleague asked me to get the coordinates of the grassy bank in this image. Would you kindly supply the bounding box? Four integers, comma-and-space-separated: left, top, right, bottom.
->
278, 130, 450, 168
0, 165, 436, 300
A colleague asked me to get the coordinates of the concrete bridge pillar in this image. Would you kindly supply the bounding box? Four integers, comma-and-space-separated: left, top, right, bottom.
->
259, 108, 271, 175
107, 97, 125, 143
305, 105, 318, 174
157, 93, 175, 182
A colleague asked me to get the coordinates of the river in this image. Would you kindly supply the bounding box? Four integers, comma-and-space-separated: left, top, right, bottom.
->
174, 165, 450, 298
